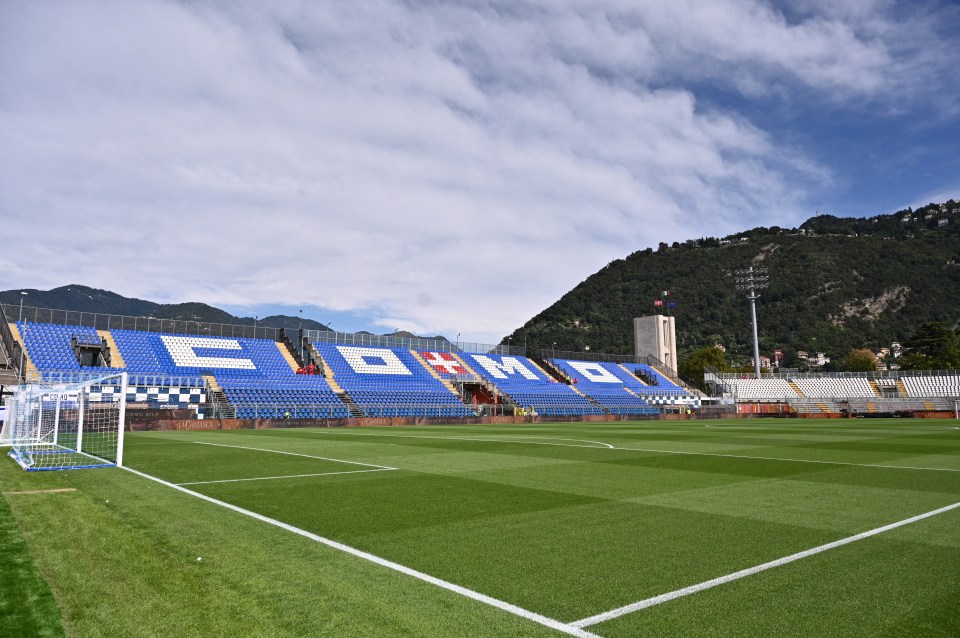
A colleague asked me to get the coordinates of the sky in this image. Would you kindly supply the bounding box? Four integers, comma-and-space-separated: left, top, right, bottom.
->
2, 0, 959, 344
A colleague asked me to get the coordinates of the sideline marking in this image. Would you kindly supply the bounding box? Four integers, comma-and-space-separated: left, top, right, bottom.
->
319, 431, 615, 449
321, 431, 960, 473
612, 444, 960, 473
192, 441, 397, 470
571, 499, 960, 628
176, 467, 396, 486
122, 466, 601, 638
3, 488, 78, 496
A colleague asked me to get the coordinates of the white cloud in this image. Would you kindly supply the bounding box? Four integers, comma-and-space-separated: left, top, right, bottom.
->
0, 0, 956, 343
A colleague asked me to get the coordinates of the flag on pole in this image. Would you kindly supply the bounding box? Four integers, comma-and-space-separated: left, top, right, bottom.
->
668, 302, 677, 309
654, 299, 663, 307
662, 290, 670, 297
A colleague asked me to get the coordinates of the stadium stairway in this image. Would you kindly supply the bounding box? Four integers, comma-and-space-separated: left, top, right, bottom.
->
618, 363, 649, 385
0, 340, 19, 386
8, 323, 39, 381
409, 350, 464, 399
527, 357, 561, 381
98, 330, 126, 368
202, 375, 235, 419
868, 380, 883, 397
449, 353, 481, 378
788, 380, 807, 397
541, 358, 609, 411
311, 351, 361, 416
314, 353, 344, 393
339, 393, 364, 417
449, 352, 506, 404
275, 341, 301, 372
897, 380, 909, 396
304, 341, 324, 374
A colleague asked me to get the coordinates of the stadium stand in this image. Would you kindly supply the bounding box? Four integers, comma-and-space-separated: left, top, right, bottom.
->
725, 378, 799, 401
16, 323, 349, 418
17, 321, 113, 375
314, 344, 475, 417
902, 375, 960, 398
619, 362, 685, 393
790, 377, 879, 399
547, 359, 661, 415
463, 353, 603, 416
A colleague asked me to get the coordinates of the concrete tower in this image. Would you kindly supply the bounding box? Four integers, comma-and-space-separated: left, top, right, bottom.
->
634, 315, 677, 370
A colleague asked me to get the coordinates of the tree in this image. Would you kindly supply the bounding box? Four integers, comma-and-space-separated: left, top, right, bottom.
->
842, 348, 878, 372
679, 347, 729, 391
900, 322, 960, 370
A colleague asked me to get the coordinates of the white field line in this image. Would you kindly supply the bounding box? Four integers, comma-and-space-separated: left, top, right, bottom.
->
571, 499, 960, 628
121, 466, 601, 638
317, 431, 615, 450
192, 441, 397, 470
176, 467, 396, 486
611, 445, 960, 473
320, 431, 960, 473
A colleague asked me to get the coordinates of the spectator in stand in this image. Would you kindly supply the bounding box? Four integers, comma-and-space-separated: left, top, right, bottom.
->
306, 363, 316, 375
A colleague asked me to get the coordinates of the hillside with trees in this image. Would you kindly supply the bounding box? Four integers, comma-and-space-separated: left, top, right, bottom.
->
506, 200, 960, 364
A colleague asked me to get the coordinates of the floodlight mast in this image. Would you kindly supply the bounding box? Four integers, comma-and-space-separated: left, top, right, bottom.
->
734, 266, 769, 379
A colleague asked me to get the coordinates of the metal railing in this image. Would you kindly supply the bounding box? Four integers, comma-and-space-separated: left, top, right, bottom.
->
541, 349, 643, 364
4, 305, 278, 341
36, 371, 206, 387
307, 329, 524, 355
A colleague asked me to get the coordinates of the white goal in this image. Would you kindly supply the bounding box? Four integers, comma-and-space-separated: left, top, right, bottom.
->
4, 372, 128, 471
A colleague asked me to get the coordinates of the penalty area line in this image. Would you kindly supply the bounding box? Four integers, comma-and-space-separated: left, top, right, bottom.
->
192, 441, 397, 470
121, 466, 601, 638
571, 499, 960, 629
176, 467, 396, 486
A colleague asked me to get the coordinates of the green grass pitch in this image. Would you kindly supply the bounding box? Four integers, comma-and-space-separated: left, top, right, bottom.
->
2, 418, 959, 636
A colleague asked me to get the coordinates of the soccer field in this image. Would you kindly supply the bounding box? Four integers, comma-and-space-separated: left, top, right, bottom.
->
3, 419, 960, 637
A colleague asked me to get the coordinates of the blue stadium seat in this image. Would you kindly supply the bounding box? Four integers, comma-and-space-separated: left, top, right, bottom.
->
463, 353, 603, 416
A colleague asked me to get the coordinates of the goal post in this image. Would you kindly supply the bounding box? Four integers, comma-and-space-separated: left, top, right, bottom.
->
6, 372, 128, 471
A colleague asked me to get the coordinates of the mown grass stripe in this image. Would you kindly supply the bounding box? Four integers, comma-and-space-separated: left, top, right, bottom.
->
3, 488, 78, 496
571, 499, 960, 628
122, 466, 601, 638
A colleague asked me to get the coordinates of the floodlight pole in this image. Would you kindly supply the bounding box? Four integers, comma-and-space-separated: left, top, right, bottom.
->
734, 266, 769, 380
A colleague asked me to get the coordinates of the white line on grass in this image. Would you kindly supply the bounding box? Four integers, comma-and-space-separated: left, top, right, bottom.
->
192, 441, 398, 470
570, 499, 960, 628
176, 468, 396, 486
319, 431, 960, 473
611, 444, 960, 473
121, 466, 601, 638
317, 431, 616, 449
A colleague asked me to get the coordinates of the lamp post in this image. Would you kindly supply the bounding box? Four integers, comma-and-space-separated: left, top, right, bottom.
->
552, 342, 557, 358
456, 332, 461, 351
734, 266, 769, 379
19, 291, 27, 322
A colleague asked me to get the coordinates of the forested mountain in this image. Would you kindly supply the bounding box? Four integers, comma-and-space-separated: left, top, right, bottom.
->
0, 285, 333, 333
506, 200, 960, 363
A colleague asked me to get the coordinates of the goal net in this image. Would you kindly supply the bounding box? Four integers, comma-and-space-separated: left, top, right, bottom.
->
5, 372, 128, 471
